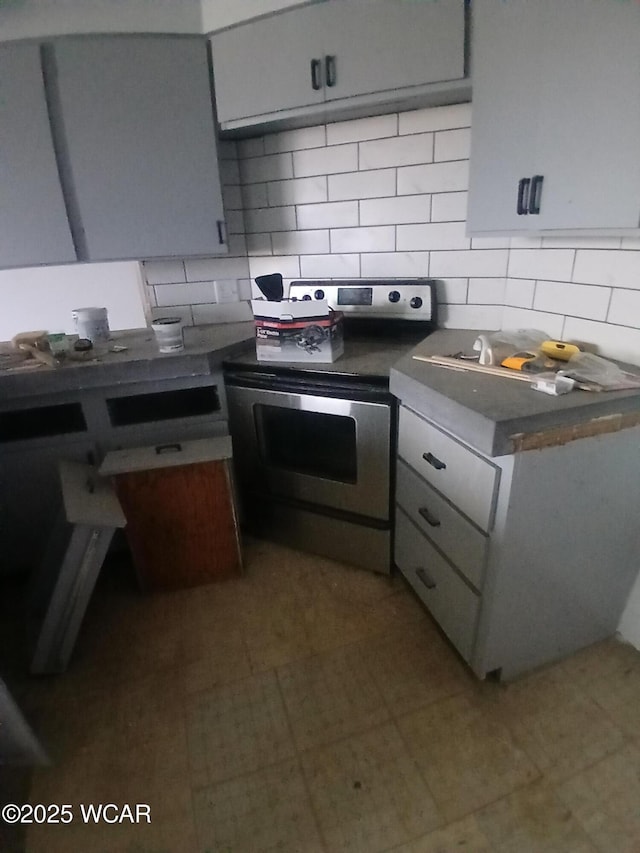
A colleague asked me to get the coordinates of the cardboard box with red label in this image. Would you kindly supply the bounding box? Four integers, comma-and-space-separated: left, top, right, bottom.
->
251, 299, 344, 363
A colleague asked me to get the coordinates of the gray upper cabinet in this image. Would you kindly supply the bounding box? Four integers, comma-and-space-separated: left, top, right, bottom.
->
51, 36, 227, 261
467, 0, 640, 235
0, 44, 76, 268
211, 0, 467, 132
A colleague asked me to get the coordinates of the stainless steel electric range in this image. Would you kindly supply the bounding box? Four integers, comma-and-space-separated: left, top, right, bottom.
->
223, 279, 438, 574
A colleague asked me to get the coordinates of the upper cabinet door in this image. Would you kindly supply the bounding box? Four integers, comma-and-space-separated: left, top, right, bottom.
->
466, 0, 543, 234
468, 0, 640, 235
211, 5, 327, 124
322, 0, 465, 102
52, 37, 226, 261
0, 44, 76, 268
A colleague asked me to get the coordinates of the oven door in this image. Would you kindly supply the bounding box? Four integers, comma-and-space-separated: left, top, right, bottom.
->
226, 383, 392, 521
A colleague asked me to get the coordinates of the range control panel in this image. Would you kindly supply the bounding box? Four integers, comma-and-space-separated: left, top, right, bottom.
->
288, 279, 437, 321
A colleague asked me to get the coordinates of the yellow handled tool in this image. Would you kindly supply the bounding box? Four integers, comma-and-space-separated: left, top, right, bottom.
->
540, 340, 580, 361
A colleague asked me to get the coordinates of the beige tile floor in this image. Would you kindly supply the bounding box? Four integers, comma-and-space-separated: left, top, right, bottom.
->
5, 536, 640, 852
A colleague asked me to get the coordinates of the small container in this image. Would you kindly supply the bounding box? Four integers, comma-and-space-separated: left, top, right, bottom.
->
151, 317, 184, 353
72, 307, 110, 345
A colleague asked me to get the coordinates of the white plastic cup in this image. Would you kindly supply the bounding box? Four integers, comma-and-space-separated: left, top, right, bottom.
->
72, 307, 110, 344
151, 317, 184, 353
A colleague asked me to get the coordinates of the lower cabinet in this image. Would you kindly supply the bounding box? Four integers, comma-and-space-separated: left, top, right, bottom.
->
395, 403, 640, 680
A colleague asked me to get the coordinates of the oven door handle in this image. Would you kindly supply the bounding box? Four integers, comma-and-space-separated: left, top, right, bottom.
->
223, 369, 393, 403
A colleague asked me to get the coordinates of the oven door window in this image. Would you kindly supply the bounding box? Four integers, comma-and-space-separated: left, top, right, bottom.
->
255, 404, 357, 483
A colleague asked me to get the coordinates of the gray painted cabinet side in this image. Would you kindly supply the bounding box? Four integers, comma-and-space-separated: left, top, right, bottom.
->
0, 44, 76, 268
52, 36, 226, 261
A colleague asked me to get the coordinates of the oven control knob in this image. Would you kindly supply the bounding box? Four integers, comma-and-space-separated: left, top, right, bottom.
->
301, 294, 312, 301
410, 296, 423, 309
314, 289, 325, 300
388, 290, 401, 303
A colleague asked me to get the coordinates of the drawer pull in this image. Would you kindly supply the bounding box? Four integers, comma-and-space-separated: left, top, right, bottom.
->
418, 506, 441, 527
423, 451, 446, 470
416, 567, 437, 590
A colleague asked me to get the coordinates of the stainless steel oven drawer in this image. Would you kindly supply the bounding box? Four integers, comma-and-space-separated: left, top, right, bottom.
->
395, 509, 480, 663
398, 405, 499, 532
396, 458, 487, 591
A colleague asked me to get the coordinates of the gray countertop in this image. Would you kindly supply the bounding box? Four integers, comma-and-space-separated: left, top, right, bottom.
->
0, 322, 255, 401
390, 329, 640, 457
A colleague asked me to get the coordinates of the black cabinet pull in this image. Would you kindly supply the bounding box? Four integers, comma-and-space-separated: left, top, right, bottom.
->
517, 177, 530, 215
416, 568, 437, 590
529, 175, 544, 214
423, 451, 446, 471
310, 58, 322, 90
325, 55, 336, 87
418, 506, 441, 527
216, 220, 226, 245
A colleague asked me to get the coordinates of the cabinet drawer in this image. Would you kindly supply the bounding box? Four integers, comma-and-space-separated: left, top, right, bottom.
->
395, 509, 479, 663
396, 458, 487, 591
398, 406, 498, 531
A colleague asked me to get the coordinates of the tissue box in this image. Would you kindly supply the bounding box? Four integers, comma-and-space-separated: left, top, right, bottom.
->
251, 299, 344, 363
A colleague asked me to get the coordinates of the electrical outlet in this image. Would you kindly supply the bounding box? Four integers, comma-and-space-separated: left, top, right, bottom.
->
214, 280, 239, 303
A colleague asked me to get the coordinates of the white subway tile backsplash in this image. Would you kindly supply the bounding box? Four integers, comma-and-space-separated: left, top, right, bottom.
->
143, 260, 186, 285
501, 306, 565, 339
268, 176, 327, 206
155, 280, 216, 306
399, 103, 471, 135
328, 169, 396, 201
240, 153, 294, 184
192, 301, 253, 325
359, 133, 434, 169
242, 183, 269, 209
508, 249, 575, 282
297, 201, 359, 230
431, 191, 467, 222
226, 233, 248, 257
360, 195, 430, 226
245, 233, 272, 256
327, 114, 398, 145
237, 137, 265, 159
397, 221, 469, 251
216, 140, 238, 161
248, 255, 301, 280
244, 206, 297, 234
621, 236, 640, 250
504, 278, 535, 309
331, 226, 395, 254
430, 250, 509, 278
272, 230, 330, 255
225, 210, 245, 235
573, 249, 640, 289
434, 128, 471, 163
299, 254, 360, 278
398, 161, 469, 195
471, 235, 511, 250
509, 236, 543, 249
218, 158, 240, 186
264, 125, 326, 154
563, 317, 640, 365
607, 288, 640, 326
360, 252, 428, 278
439, 304, 502, 330
294, 144, 358, 177
435, 278, 468, 304
534, 280, 611, 321
222, 184, 243, 210
184, 257, 250, 282
467, 278, 506, 305
541, 235, 622, 250
237, 279, 252, 301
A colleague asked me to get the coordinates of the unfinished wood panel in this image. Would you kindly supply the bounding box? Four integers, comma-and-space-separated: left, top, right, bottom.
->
113, 459, 241, 591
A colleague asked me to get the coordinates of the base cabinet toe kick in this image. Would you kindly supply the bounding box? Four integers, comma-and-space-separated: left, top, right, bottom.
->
394, 403, 640, 681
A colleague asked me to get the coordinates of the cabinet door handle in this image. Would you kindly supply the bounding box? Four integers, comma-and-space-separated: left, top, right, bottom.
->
216, 220, 226, 245
310, 58, 322, 90
416, 567, 437, 590
325, 55, 336, 87
418, 506, 441, 527
517, 177, 530, 215
423, 451, 446, 471
529, 174, 544, 214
